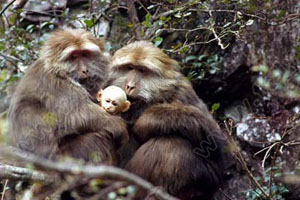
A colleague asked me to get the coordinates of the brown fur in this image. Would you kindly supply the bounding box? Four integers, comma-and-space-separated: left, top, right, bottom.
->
108, 41, 225, 199
8, 29, 128, 165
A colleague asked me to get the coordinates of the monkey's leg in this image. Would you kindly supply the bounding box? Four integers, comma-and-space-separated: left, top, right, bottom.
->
58, 131, 118, 165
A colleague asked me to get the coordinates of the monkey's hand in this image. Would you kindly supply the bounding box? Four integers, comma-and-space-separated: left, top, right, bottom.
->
133, 102, 221, 145
61, 103, 129, 149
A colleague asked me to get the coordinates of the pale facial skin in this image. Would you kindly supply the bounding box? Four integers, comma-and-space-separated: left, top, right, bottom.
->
97, 86, 130, 115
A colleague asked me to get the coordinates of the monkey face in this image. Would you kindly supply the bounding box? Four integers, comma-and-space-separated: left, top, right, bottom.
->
41, 29, 110, 96
97, 87, 131, 115
108, 41, 182, 104
101, 97, 121, 114
108, 64, 154, 102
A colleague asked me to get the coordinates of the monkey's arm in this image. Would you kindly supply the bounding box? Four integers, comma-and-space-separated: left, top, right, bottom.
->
60, 102, 129, 149
9, 99, 58, 159
133, 102, 221, 145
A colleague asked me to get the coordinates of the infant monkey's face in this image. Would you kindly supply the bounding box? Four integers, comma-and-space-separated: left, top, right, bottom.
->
101, 94, 124, 114
97, 86, 131, 115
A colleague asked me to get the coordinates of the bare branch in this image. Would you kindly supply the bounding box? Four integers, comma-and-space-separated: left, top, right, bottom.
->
1, 147, 179, 200
224, 119, 272, 200
0, 163, 52, 182
0, 0, 17, 17
1, 179, 8, 200
12, 0, 29, 9
126, 0, 142, 40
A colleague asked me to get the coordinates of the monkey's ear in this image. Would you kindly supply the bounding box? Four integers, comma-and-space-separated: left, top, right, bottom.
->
96, 90, 103, 102
122, 101, 131, 112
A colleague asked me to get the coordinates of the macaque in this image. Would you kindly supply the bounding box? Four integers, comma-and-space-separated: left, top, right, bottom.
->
8, 29, 128, 166
107, 41, 225, 200
97, 86, 130, 115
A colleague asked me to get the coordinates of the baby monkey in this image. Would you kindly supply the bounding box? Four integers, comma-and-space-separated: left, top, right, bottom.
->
97, 86, 131, 115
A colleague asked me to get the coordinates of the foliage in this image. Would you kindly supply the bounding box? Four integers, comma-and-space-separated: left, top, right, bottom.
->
0, 0, 299, 199
0, 0, 257, 95
244, 167, 289, 200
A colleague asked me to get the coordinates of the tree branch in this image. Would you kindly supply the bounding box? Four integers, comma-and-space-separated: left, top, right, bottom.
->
0, 0, 17, 17
0, 163, 52, 182
1, 147, 179, 200
224, 119, 272, 200
126, 0, 142, 40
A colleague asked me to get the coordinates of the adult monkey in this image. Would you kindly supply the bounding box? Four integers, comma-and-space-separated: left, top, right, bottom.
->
108, 41, 225, 200
8, 29, 128, 165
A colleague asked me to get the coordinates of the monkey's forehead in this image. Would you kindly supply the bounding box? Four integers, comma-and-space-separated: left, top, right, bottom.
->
42, 28, 105, 54
103, 87, 126, 95
102, 92, 127, 102
111, 41, 178, 70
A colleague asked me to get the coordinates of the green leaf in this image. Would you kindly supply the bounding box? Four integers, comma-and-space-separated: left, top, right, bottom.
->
184, 55, 197, 63
127, 23, 134, 28
25, 24, 35, 32
198, 55, 206, 61
145, 13, 152, 21
160, 16, 167, 21
142, 21, 152, 28
117, 187, 127, 195
282, 70, 290, 82
108, 192, 117, 199
211, 103, 220, 112
154, 37, 163, 47
251, 64, 269, 74
223, 22, 232, 28
84, 19, 94, 28
183, 12, 192, 17
0, 42, 4, 51
246, 19, 254, 26
257, 77, 270, 89
272, 69, 281, 79
174, 13, 182, 18
126, 185, 137, 194
278, 10, 286, 18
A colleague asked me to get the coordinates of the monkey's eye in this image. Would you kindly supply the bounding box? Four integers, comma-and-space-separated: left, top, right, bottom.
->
125, 65, 134, 71
106, 99, 111, 103
70, 54, 77, 60
112, 101, 118, 106
81, 51, 90, 57
138, 67, 146, 73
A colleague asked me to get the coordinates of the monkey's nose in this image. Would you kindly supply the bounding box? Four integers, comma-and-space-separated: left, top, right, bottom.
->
125, 84, 135, 95
82, 69, 89, 74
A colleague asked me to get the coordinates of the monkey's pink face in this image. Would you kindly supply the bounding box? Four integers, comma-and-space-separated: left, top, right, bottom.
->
55, 42, 108, 95
61, 43, 103, 81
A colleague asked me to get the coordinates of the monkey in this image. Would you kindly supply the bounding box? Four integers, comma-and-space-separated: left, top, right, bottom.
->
8, 29, 129, 166
96, 86, 131, 115
107, 41, 225, 200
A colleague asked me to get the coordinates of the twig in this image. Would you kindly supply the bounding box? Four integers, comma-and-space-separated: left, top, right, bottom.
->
0, 0, 17, 17
261, 142, 279, 169
0, 163, 52, 182
190, 9, 266, 21
136, 0, 150, 14
126, 0, 142, 40
1, 179, 8, 200
0, 52, 22, 62
1, 147, 179, 200
88, 182, 128, 200
218, 188, 234, 200
210, 25, 229, 50
224, 119, 272, 200
12, 0, 28, 9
